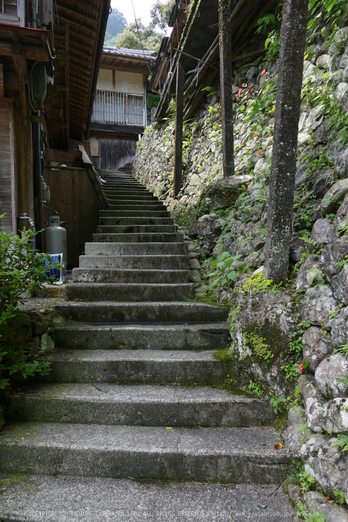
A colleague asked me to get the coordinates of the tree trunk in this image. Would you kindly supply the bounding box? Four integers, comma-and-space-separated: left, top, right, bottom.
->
264, 0, 308, 284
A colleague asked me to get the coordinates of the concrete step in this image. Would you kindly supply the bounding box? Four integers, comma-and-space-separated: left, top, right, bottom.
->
78, 255, 191, 270
51, 323, 230, 350
55, 301, 229, 324
96, 225, 177, 234
99, 210, 170, 218
64, 283, 193, 302
107, 203, 166, 210
103, 190, 153, 197
106, 198, 163, 206
84, 242, 188, 256
6, 383, 275, 427
0, 474, 295, 522
98, 217, 174, 226
0, 422, 293, 483
37, 350, 227, 384
72, 268, 193, 283
92, 232, 184, 243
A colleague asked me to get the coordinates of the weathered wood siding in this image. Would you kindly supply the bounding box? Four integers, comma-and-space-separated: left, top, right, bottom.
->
43, 167, 104, 266
0, 101, 16, 233
93, 138, 137, 170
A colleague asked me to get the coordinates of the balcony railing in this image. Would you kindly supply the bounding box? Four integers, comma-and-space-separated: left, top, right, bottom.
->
92, 90, 145, 127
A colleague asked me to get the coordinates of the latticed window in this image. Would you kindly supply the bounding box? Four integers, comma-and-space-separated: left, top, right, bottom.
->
1, 0, 17, 15
92, 90, 145, 126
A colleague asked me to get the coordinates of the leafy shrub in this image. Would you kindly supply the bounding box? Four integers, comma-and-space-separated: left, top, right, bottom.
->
0, 221, 53, 390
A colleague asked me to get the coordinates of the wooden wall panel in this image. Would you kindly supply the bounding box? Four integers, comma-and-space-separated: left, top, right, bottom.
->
43, 167, 103, 266
94, 138, 137, 171
0, 101, 15, 233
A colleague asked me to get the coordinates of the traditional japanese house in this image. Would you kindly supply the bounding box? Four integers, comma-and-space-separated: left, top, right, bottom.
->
88, 46, 156, 171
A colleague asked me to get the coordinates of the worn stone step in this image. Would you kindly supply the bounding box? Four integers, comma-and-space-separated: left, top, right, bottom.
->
0, 474, 296, 522
106, 200, 165, 208
84, 242, 188, 256
0, 422, 292, 483
99, 210, 170, 218
107, 205, 166, 212
78, 255, 191, 270
106, 198, 164, 206
103, 190, 153, 197
6, 383, 275, 427
64, 283, 193, 302
37, 350, 226, 384
51, 323, 230, 350
106, 193, 158, 199
92, 232, 184, 243
96, 224, 177, 234
72, 268, 192, 283
98, 217, 174, 226
55, 301, 229, 324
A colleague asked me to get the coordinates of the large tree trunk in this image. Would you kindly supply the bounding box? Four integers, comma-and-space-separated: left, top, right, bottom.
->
264, 0, 308, 284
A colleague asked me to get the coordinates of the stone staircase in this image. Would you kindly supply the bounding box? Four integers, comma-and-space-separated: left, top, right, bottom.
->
0, 170, 295, 521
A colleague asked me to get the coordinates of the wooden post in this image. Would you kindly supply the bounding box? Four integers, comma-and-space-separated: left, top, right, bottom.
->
174, 61, 184, 197
264, 0, 308, 284
219, 0, 234, 178
0, 64, 4, 97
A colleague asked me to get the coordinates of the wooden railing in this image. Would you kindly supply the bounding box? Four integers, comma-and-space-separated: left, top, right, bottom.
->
91, 89, 145, 127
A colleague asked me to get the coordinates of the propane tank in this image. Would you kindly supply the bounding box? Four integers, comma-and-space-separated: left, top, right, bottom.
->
45, 215, 67, 264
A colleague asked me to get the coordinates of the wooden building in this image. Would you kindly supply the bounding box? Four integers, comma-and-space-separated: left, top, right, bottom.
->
88, 47, 156, 171
0, 0, 110, 266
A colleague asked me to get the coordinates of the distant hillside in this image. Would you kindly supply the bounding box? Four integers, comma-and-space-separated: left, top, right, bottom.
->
104, 8, 128, 47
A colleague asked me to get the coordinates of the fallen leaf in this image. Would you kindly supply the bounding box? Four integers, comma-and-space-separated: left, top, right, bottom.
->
261, 443, 266, 446
66, 351, 72, 354
261, 427, 268, 430
166, 427, 173, 430
274, 442, 283, 450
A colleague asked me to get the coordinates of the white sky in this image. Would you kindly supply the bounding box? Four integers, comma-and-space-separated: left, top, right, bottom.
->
110, 0, 155, 26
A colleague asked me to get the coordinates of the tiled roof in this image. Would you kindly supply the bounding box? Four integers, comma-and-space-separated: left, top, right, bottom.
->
103, 46, 156, 61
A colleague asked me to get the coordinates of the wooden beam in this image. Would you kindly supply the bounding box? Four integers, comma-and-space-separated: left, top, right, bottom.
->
58, 5, 100, 25
219, 0, 235, 177
174, 62, 184, 197
0, 41, 49, 59
64, 23, 70, 147
11, 46, 28, 124
0, 64, 4, 97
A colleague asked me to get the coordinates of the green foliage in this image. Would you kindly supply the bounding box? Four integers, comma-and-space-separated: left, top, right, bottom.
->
333, 343, 348, 355
243, 331, 274, 362
281, 360, 307, 380
204, 251, 241, 294
149, 0, 175, 32
307, 0, 347, 37
147, 93, 160, 121
115, 21, 162, 51
291, 461, 317, 493
242, 272, 281, 295
242, 379, 263, 396
270, 395, 292, 414
296, 502, 326, 522
332, 434, 348, 452
336, 222, 348, 236
329, 303, 344, 318
104, 8, 128, 46
0, 223, 52, 389
333, 490, 345, 504
289, 322, 311, 355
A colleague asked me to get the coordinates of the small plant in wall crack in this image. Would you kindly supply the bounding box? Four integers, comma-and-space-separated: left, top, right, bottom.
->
204, 251, 242, 293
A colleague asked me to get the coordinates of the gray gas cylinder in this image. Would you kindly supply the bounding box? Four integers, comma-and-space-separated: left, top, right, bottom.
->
45, 215, 67, 264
